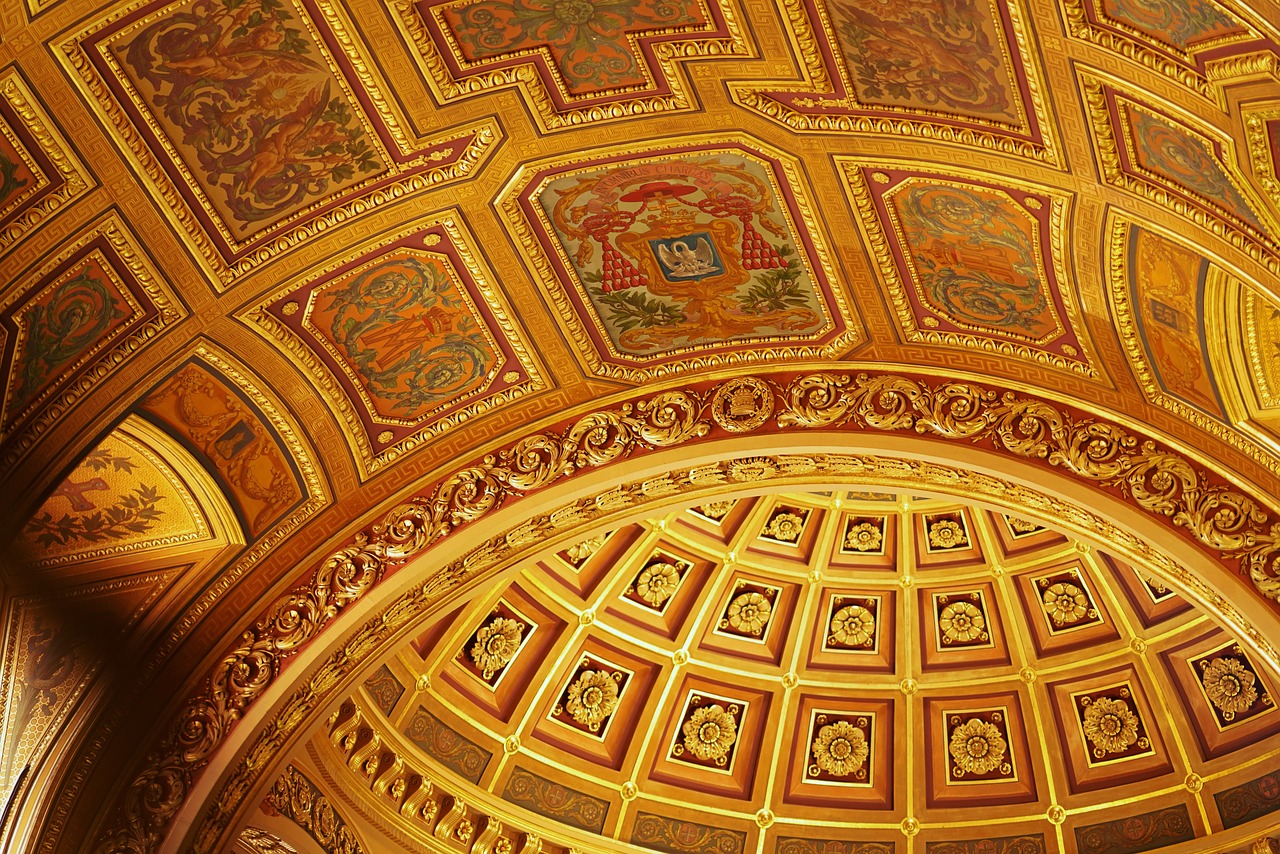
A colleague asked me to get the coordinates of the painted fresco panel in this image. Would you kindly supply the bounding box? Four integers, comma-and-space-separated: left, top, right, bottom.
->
21, 428, 207, 566
845, 163, 1091, 374
0, 216, 182, 451
1127, 226, 1223, 418
1099, 0, 1242, 50
251, 220, 542, 474
138, 360, 303, 537
1124, 104, 1262, 230
521, 143, 853, 376
111, 0, 385, 239
437, 0, 706, 95
827, 0, 1022, 124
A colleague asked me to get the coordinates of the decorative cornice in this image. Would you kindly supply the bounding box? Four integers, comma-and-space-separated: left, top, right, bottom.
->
90, 370, 1280, 852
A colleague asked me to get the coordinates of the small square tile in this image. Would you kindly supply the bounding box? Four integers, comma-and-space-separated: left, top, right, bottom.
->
1072, 683, 1155, 766
933, 590, 993, 650
924, 511, 971, 552
622, 551, 693, 614
804, 709, 875, 786
1034, 567, 1103, 634
457, 600, 536, 688
822, 595, 881, 653
669, 691, 748, 772
550, 653, 632, 738
1191, 643, 1275, 729
715, 579, 781, 641
943, 706, 1017, 784
840, 516, 887, 555
759, 505, 811, 545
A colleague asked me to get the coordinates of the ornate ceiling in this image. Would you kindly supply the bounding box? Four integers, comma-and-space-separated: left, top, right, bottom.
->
3, 0, 1280, 852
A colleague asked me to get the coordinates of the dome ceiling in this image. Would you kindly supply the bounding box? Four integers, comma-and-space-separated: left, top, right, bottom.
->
3, 0, 1280, 851
266, 493, 1280, 853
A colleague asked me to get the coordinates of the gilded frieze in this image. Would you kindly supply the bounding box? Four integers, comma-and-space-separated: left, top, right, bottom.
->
393, 0, 748, 129
840, 161, 1096, 376
0, 69, 91, 258
245, 214, 544, 477
0, 212, 184, 465
101, 370, 1280, 852
503, 136, 859, 381
730, 0, 1060, 165
60, 0, 498, 286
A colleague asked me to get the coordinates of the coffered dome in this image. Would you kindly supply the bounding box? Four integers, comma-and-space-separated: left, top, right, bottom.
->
255, 491, 1280, 853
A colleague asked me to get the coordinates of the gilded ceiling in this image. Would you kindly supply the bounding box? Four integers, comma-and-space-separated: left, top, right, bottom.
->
3, 0, 1280, 852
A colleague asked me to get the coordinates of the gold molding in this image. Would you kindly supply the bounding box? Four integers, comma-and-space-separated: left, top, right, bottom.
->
90, 370, 1280, 851
0, 211, 185, 467
0, 69, 91, 256
56, 0, 501, 288
1078, 66, 1280, 276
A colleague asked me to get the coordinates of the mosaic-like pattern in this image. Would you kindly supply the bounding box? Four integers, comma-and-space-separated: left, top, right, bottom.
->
732, 0, 1058, 163
631, 813, 747, 854
249, 220, 541, 475
403, 706, 491, 782
1074, 804, 1194, 854
843, 163, 1092, 374
404, 0, 747, 127
508, 139, 857, 379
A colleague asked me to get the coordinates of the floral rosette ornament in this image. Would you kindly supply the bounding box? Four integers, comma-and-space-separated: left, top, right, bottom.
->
811, 720, 869, 778
635, 561, 681, 607
470, 616, 524, 680
928, 518, 968, 549
829, 603, 876, 648
725, 590, 772, 635
1201, 657, 1259, 720
764, 511, 805, 542
564, 669, 622, 731
938, 599, 986, 644
1042, 581, 1090, 625
1082, 695, 1142, 756
680, 703, 738, 765
948, 717, 1008, 776
844, 520, 883, 552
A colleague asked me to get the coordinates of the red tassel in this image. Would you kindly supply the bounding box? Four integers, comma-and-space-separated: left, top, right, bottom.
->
600, 241, 650, 292
739, 220, 787, 270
